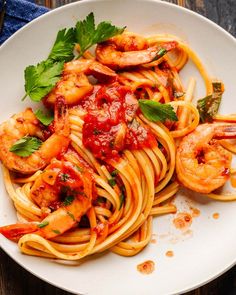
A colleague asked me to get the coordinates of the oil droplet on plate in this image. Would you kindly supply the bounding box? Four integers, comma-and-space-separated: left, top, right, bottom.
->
165, 250, 174, 257
173, 212, 192, 230
190, 207, 200, 218
213, 212, 220, 219
137, 260, 155, 275
151, 239, 157, 244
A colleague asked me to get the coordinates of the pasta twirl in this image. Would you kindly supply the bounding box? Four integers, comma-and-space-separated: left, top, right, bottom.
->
0, 26, 236, 263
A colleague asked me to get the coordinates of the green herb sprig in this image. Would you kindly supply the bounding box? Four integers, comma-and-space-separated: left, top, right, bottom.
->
197, 82, 223, 123
22, 13, 124, 102
10, 136, 42, 157
76, 12, 125, 58
139, 99, 178, 122
35, 109, 54, 126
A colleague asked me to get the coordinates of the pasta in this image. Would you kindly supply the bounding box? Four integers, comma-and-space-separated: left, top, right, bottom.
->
0, 25, 236, 263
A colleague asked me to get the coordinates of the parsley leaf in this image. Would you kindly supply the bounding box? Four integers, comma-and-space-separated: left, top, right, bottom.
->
157, 48, 167, 57
119, 193, 125, 210
10, 136, 42, 157
48, 28, 76, 62
52, 229, 61, 234
38, 221, 49, 228
60, 173, 70, 182
63, 196, 75, 206
67, 211, 75, 221
75, 12, 125, 57
76, 165, 83, 172
197, 82, 223, 123
23, 60, 64, 102
139, 99, 178, 122
108, 178, 116, 187
35, 109, 54, 126
111, 169, 118, 177
152, 47, 167, 61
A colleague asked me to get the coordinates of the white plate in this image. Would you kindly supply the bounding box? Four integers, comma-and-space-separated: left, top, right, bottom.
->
0, 0, 236, 294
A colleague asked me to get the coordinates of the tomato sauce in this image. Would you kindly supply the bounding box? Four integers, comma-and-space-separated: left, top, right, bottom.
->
212, 212, 220, 219
173, 212, 192, 231
81, 83, 157, 160
137, 260, 155, 275
165, 250, 174, 257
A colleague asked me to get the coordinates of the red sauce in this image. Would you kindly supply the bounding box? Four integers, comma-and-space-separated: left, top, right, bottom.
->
165, 250, 174, 257
190, 207, 201, 218
31, 154, 93, 211
213, 212, 220, 219
151, 238, 157, 244
82, 83, 156, 160
222, 167, 230, 176
137, 260, 155, 275
173, 212, 192, 231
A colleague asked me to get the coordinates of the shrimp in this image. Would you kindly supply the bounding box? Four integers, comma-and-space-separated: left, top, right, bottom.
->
0, 98, 70, 174
176, 123, 236, 193
0, 157, 94, 241
30, 149, 91, 209
44, 59, 117, 106
96, 31, 178, 69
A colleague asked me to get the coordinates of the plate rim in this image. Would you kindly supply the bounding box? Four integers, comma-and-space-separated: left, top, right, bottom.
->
0, 0, 235, 294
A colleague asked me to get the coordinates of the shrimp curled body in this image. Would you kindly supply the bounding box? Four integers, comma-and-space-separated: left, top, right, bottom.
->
176, 123, 236, 193
0, 155, 94, 241
0, 99, 70, 174
96, 32, 178, 69
45, 59, 117, 106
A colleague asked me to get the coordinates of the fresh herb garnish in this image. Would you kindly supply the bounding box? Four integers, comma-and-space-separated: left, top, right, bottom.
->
67, 211, 75, 221
10, 136, 42, 157
119, 193, 125, 210
63, 195, 75, 206
48, 28, 76, 62
93, 128, 101, 135
197, 82, 223, 123
108, 178, 116, 187
38, 221, 49, 228
152, 47, 167, 61
52, 229, 61, 234
139, 99, 178, 122
22, 60, 64, 102
75, 12, 125, 58
60, 173, 70, 182
76, 165, 83, 172
35, 109, 54, 126
157, 48, 167, 57
119, 186, 126, 210
111, 169, 118, 177
22, 13, 124, 102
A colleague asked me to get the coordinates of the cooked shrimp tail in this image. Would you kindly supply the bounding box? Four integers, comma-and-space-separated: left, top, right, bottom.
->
0, 223, 38, 242
176, 123, 236, 193
0, 163, 93, 242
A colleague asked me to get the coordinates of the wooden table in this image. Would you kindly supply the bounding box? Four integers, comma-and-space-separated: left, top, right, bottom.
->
0, 0, 236, 294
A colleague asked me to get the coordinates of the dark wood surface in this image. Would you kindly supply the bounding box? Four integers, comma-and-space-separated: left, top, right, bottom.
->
1, 0, 236, 294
